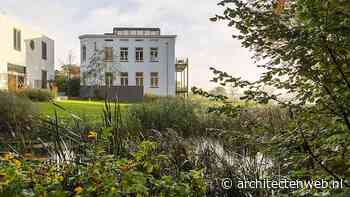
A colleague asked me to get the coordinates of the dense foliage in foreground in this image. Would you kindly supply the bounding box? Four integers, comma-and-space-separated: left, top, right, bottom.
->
0, 141, 206, 197
200, 0, 350, 196
2, 91, 349, 196
0, 96, 209, 196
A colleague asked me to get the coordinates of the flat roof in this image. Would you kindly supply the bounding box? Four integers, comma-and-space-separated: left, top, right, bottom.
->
79, 27, 178, 39
79, 34, 177, 39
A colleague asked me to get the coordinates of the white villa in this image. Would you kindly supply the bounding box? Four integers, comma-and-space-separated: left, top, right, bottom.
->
79, 27, 189, 97
0, 14, 55, 91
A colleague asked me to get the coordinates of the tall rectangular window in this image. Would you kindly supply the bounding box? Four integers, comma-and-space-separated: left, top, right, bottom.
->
82, 45, 87, 62
82, 72, 87, 86
94, 42, 97, 51
105, 72, 113, 86
104, 47, 113, 62
135, 47, 144, 62
150, 72, 159, 88
150, 48, 159, 62
41, 70, 47, 89
120, 47, 128, 62
13, 28, 21, 51
120, 72, 128, 86
135, 72, 144, 86
42, 41, 47, 60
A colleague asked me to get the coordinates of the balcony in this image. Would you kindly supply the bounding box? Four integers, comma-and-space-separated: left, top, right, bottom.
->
175, 58, 189, 96
175, 58, 188, 72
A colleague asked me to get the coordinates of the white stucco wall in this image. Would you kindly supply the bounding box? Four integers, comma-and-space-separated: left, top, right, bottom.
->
80, 35, 176, 96
0, 14, 54, 89
25, 37, 55, 87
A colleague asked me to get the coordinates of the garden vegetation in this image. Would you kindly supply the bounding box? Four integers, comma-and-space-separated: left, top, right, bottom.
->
0, 0, 349, 196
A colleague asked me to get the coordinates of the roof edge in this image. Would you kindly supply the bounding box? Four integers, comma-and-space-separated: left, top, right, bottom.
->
79, 34, 177, 39
113, 27, 160, 31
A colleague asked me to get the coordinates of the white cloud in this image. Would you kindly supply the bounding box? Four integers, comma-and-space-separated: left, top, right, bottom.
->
1, 0, 262, 89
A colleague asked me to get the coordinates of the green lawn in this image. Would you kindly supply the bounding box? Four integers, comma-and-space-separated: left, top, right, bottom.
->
36, 100, 130, 121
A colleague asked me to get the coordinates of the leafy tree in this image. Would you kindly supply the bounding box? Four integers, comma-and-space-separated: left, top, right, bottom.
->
209, 86, 227, 96
54, 71, 66, 93
66, 78, 80, 97
194, 0, 350, 193
55, 51, 80, 94
84, 49, 120, 88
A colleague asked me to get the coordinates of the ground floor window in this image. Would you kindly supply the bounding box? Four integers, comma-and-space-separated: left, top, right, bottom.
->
17, 76, 25, 89
136, 72, 143, 86
42, 70, 47, 89
150, 72, 159, 88
7, 64, 26, 91
82, 72, 87, 86
105, 72, 113, 86
120, 72, 128, 86
7, 74, 17, 91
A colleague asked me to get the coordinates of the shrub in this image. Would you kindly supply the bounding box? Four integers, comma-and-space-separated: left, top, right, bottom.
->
55, 74, 66, 92
0, 140, 207, 197
17, 88, 55, 102
129, 96, 241, 137
0, 91, 38, 142
129, 97, 201, 137
143, 93, 162, 103
66, 78, 80, 97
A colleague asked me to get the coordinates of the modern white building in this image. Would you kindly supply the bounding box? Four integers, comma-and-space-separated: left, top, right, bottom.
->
79, 27, 188, 97
0, 14, 55, 91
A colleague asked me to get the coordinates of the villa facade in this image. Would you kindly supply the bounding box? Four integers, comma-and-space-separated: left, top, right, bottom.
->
0, 14, 55, 91
79, 27, 188, 97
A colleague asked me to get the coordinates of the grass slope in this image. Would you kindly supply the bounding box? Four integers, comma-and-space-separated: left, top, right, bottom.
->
36, 100, 130, 121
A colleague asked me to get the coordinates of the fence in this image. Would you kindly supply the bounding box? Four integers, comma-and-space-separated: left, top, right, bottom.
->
80, 86, 144, 102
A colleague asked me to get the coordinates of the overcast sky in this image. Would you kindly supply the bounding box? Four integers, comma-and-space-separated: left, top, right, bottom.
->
1, 0, 262, 90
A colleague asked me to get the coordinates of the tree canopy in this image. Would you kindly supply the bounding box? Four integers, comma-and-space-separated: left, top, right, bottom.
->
194, 0, 350, 194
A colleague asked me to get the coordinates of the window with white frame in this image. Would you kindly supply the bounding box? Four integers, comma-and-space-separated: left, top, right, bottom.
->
150, 48, 159, 62
120, 72, 128, 86
120, 48, 128, 62
135, 72, 144, 86
150, 72, 159, 88
135, 47, 144, 62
